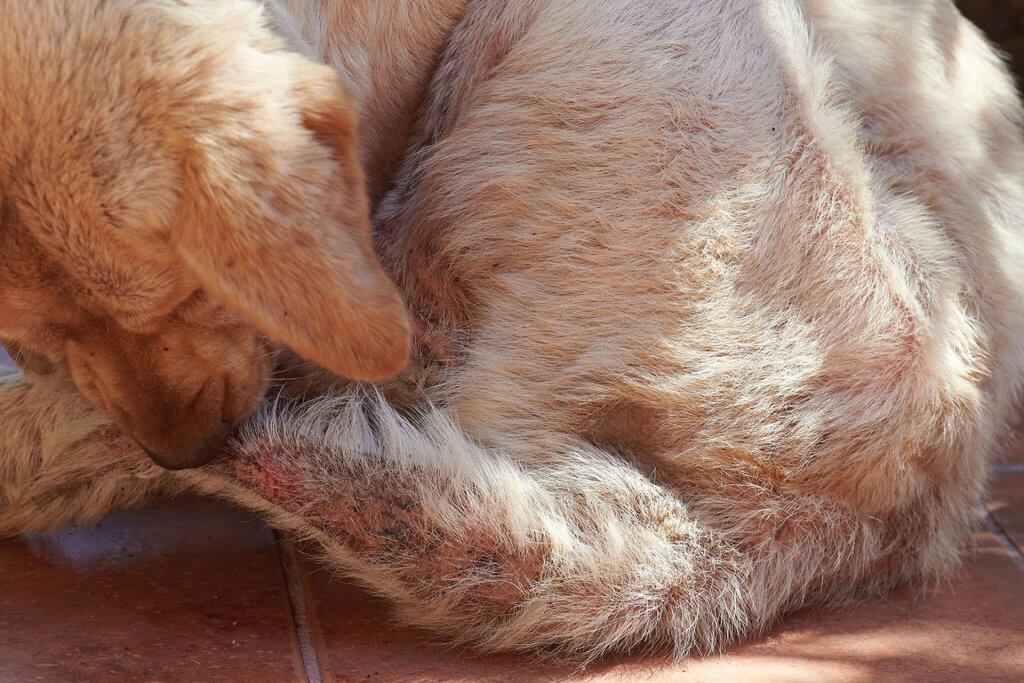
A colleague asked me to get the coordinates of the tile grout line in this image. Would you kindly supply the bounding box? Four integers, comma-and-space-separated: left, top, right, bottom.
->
984, 513, 1024, 574
275, 531, 324, 683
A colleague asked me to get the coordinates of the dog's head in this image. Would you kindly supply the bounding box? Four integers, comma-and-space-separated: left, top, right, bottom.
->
0, 0, 410, 468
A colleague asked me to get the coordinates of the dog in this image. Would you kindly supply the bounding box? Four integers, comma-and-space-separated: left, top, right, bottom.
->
2, 0, 1023, 660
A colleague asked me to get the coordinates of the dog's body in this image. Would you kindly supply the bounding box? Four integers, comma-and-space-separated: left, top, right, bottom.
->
2, 0, 1024, 660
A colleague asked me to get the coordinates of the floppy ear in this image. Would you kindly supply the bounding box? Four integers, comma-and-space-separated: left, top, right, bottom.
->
176, 59, 410, 382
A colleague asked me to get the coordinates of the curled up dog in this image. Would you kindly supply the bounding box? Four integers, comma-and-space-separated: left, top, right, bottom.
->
1, 0, 1023, 661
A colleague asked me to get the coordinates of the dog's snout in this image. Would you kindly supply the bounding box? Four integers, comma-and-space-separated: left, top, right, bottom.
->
61, 328, 270, 471
136, 421, 235, 470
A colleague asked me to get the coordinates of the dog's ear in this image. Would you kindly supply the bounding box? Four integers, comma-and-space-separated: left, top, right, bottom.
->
176, 59, 410, 382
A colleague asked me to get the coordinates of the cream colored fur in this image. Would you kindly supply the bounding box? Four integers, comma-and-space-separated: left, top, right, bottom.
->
3, 0, 1024, 661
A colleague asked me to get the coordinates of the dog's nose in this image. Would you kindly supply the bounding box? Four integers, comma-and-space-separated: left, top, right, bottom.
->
136, 423, 233, 470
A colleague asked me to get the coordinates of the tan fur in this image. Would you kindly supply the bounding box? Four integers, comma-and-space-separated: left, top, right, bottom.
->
0, 0, 410, 468
2, 0, 1024, 661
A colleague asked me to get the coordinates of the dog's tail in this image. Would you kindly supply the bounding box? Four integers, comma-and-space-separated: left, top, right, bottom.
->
178, 389, 922, 661
0, 376, 956, 660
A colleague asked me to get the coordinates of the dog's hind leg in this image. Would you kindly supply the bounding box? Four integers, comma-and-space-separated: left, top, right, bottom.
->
0, 373, 182, 536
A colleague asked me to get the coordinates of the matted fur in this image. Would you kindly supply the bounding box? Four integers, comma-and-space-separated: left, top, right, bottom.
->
3, 0, 1024, 662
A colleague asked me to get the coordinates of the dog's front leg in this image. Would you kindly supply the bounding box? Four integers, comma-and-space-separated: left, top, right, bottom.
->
0, 372, 182, 536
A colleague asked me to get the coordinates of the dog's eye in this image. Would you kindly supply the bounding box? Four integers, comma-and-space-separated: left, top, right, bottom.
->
174, 290, 210, 319
175, 290, 235, 327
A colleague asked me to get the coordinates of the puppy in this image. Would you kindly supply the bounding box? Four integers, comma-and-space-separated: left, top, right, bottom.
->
2, 0, 1024, 660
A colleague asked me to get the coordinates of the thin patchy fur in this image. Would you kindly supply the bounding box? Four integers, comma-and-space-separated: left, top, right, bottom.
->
2, 0, 1024, 662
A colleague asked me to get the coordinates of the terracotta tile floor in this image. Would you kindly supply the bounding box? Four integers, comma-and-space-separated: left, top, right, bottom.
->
1, 358, 1023, 681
